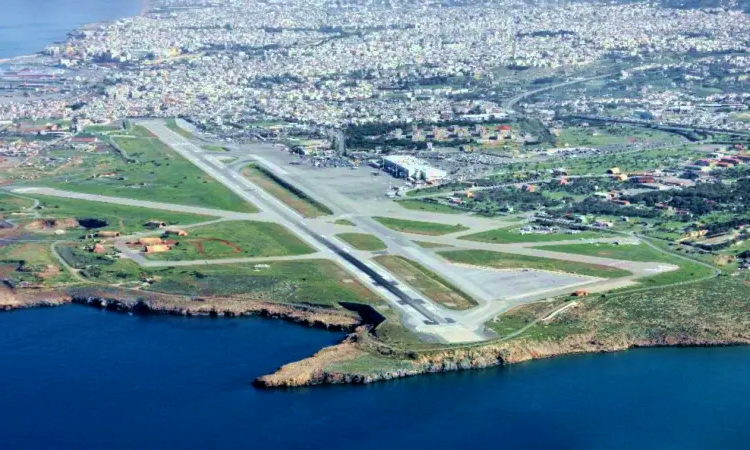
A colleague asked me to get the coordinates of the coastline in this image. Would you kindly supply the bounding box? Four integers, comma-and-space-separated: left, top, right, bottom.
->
0, 288, 362, 331
0, 0, 145, 61
254, 326, 750, 388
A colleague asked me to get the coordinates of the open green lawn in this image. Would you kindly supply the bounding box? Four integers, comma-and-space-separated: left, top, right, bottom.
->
0, 193, 36, 213
201, 145, 228, 152
78, 258, 381, 308
439, 249, 632, 278
336, 233, 387, 251
534, 241, 717, 288
165, 118, 194, 139
0, 242, 75, 285
44, 126, 257, 213
556, 126, 683, 148
28, 194, 216, 234
630, 240, 717, 288
144, 220, 314, 261
541, 242, 673, 263
374, 255, 477, 310
413, 240, 454, 249
373, 217, 469, 236
488, 299, 568, 337
242, 165, 332, 218
396, 199, 462, 215
460, 226, 605, 244
86, 124, 121, 133
634, 258, 715, 287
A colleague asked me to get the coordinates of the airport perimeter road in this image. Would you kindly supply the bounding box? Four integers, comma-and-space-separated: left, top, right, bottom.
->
139, 121, 486, 343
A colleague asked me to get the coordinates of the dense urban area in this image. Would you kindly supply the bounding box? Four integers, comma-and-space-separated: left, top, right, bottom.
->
1, 0, 750, 386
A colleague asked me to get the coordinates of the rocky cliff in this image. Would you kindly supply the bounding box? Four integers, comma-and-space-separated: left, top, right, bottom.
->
1, 286, 362, 331
255, 330, 750, 388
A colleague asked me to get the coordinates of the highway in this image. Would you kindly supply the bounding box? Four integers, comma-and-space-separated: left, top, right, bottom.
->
503, 73, 612, 109
138, 121, 486, 342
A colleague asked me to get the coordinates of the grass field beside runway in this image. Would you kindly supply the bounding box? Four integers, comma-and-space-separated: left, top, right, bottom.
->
439, 249, 632, 279
336, 233, 387, 251
374, 254, 477, 310
143, 220, 314, 261
373, 217, 469, 236
44, 126, 258, 213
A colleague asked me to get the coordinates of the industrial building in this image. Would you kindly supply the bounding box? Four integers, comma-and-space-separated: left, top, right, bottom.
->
382, 155, 447, 181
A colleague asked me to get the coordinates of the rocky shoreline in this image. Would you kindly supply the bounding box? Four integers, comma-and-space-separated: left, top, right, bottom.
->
0, 288, 362, 331
6, 287, 750, 391
254, 329, 750, 388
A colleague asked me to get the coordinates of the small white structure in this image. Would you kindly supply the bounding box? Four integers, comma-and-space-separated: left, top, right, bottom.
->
382, 155, 446, 181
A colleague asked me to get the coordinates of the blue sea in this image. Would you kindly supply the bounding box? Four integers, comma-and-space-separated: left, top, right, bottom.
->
2, 3, 750, 449
0, 0, 141, 58
2, 305, 750, 449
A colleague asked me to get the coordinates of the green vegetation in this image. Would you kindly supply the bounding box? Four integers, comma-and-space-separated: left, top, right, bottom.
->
85, 124, 121, 133
201, 145, 228, 152
513, 274, 750, 343
493, 147, 701, 183
541, 242, 672, 263
0, 193, 35, 213
327, 352, 416, 375
396, 199, 462, 214
144, 220, 314, 261
0, 243, 74, 285
556, 125, 683, 148
165, 118, 194, 139
242, 164, 332, 218
76, 258, 382, 308
406, 182, 469, 198
440, 249, 632, 278
536, 241, 717, 288
633, 240, 717, 287
30, 194, 215, 234
488, 299, 568, 337
336, 233, 387, 251
56, 244, 116, 273
413, 240, 453, 249
374, 255, 477, 309
334, 219, 356, 226
45, 126, 258, 213
636, 258, 715, 287
373, 217, 469, 236
460, 226, 604, 244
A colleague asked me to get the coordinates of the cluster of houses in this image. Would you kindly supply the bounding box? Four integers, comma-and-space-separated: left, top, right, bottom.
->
686, 148, 750, 172
91, 221, 189, 254
385, 123, 535, 148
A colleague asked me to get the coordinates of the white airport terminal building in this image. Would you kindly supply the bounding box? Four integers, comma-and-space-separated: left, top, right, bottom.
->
382, 155, 447, 181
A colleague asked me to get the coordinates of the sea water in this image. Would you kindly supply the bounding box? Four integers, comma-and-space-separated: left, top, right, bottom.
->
2, 305, 750, 449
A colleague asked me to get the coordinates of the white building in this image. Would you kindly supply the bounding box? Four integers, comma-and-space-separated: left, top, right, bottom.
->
382, 155, 447, 181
